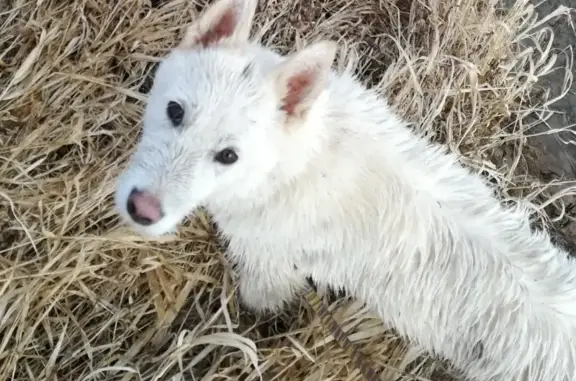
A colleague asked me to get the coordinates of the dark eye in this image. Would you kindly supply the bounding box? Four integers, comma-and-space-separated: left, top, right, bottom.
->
166, 101, 184, 126
214, 148, 238, 165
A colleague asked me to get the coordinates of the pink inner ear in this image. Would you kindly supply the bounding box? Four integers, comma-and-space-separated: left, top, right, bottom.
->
198, 9, 237, 47
280, 71, 313, 116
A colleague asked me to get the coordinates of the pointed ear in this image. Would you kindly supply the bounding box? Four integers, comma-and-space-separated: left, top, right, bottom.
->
178, 0, 258, 49
271, 41, 337, 121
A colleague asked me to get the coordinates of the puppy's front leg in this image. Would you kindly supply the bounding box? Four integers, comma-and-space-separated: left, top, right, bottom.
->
236, 263, 307, 314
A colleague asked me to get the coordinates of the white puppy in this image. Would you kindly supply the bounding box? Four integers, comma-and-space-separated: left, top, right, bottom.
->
114, 0, 576, 380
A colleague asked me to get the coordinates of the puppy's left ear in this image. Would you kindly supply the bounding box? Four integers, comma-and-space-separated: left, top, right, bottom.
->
178, 0, 258, 49
269, 41, 337, 122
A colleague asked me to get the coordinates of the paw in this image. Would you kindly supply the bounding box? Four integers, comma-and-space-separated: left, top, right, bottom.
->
237, 284, 286, 315
237, 278, 290, 315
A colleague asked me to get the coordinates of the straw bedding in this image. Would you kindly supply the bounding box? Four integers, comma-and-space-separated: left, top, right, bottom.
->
1, 0, 575, 380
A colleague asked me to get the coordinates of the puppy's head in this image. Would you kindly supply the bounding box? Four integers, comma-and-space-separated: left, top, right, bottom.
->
114, 0, 336, 237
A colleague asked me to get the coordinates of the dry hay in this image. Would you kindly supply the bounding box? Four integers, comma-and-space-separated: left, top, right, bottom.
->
1, 0, 575, 380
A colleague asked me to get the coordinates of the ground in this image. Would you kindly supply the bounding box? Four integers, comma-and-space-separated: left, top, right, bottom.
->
528, 0, 576, 180
522, 0, 576, 246
0, 0, 575, 381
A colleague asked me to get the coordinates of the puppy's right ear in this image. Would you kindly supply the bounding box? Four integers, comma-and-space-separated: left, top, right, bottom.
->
177, 0, 258, 49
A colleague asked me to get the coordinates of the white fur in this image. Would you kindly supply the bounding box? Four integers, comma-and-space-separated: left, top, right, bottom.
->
114, 0, 576, 380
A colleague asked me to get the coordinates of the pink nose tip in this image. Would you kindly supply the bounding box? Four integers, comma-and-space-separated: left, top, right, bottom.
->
126, 188, 163, 226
